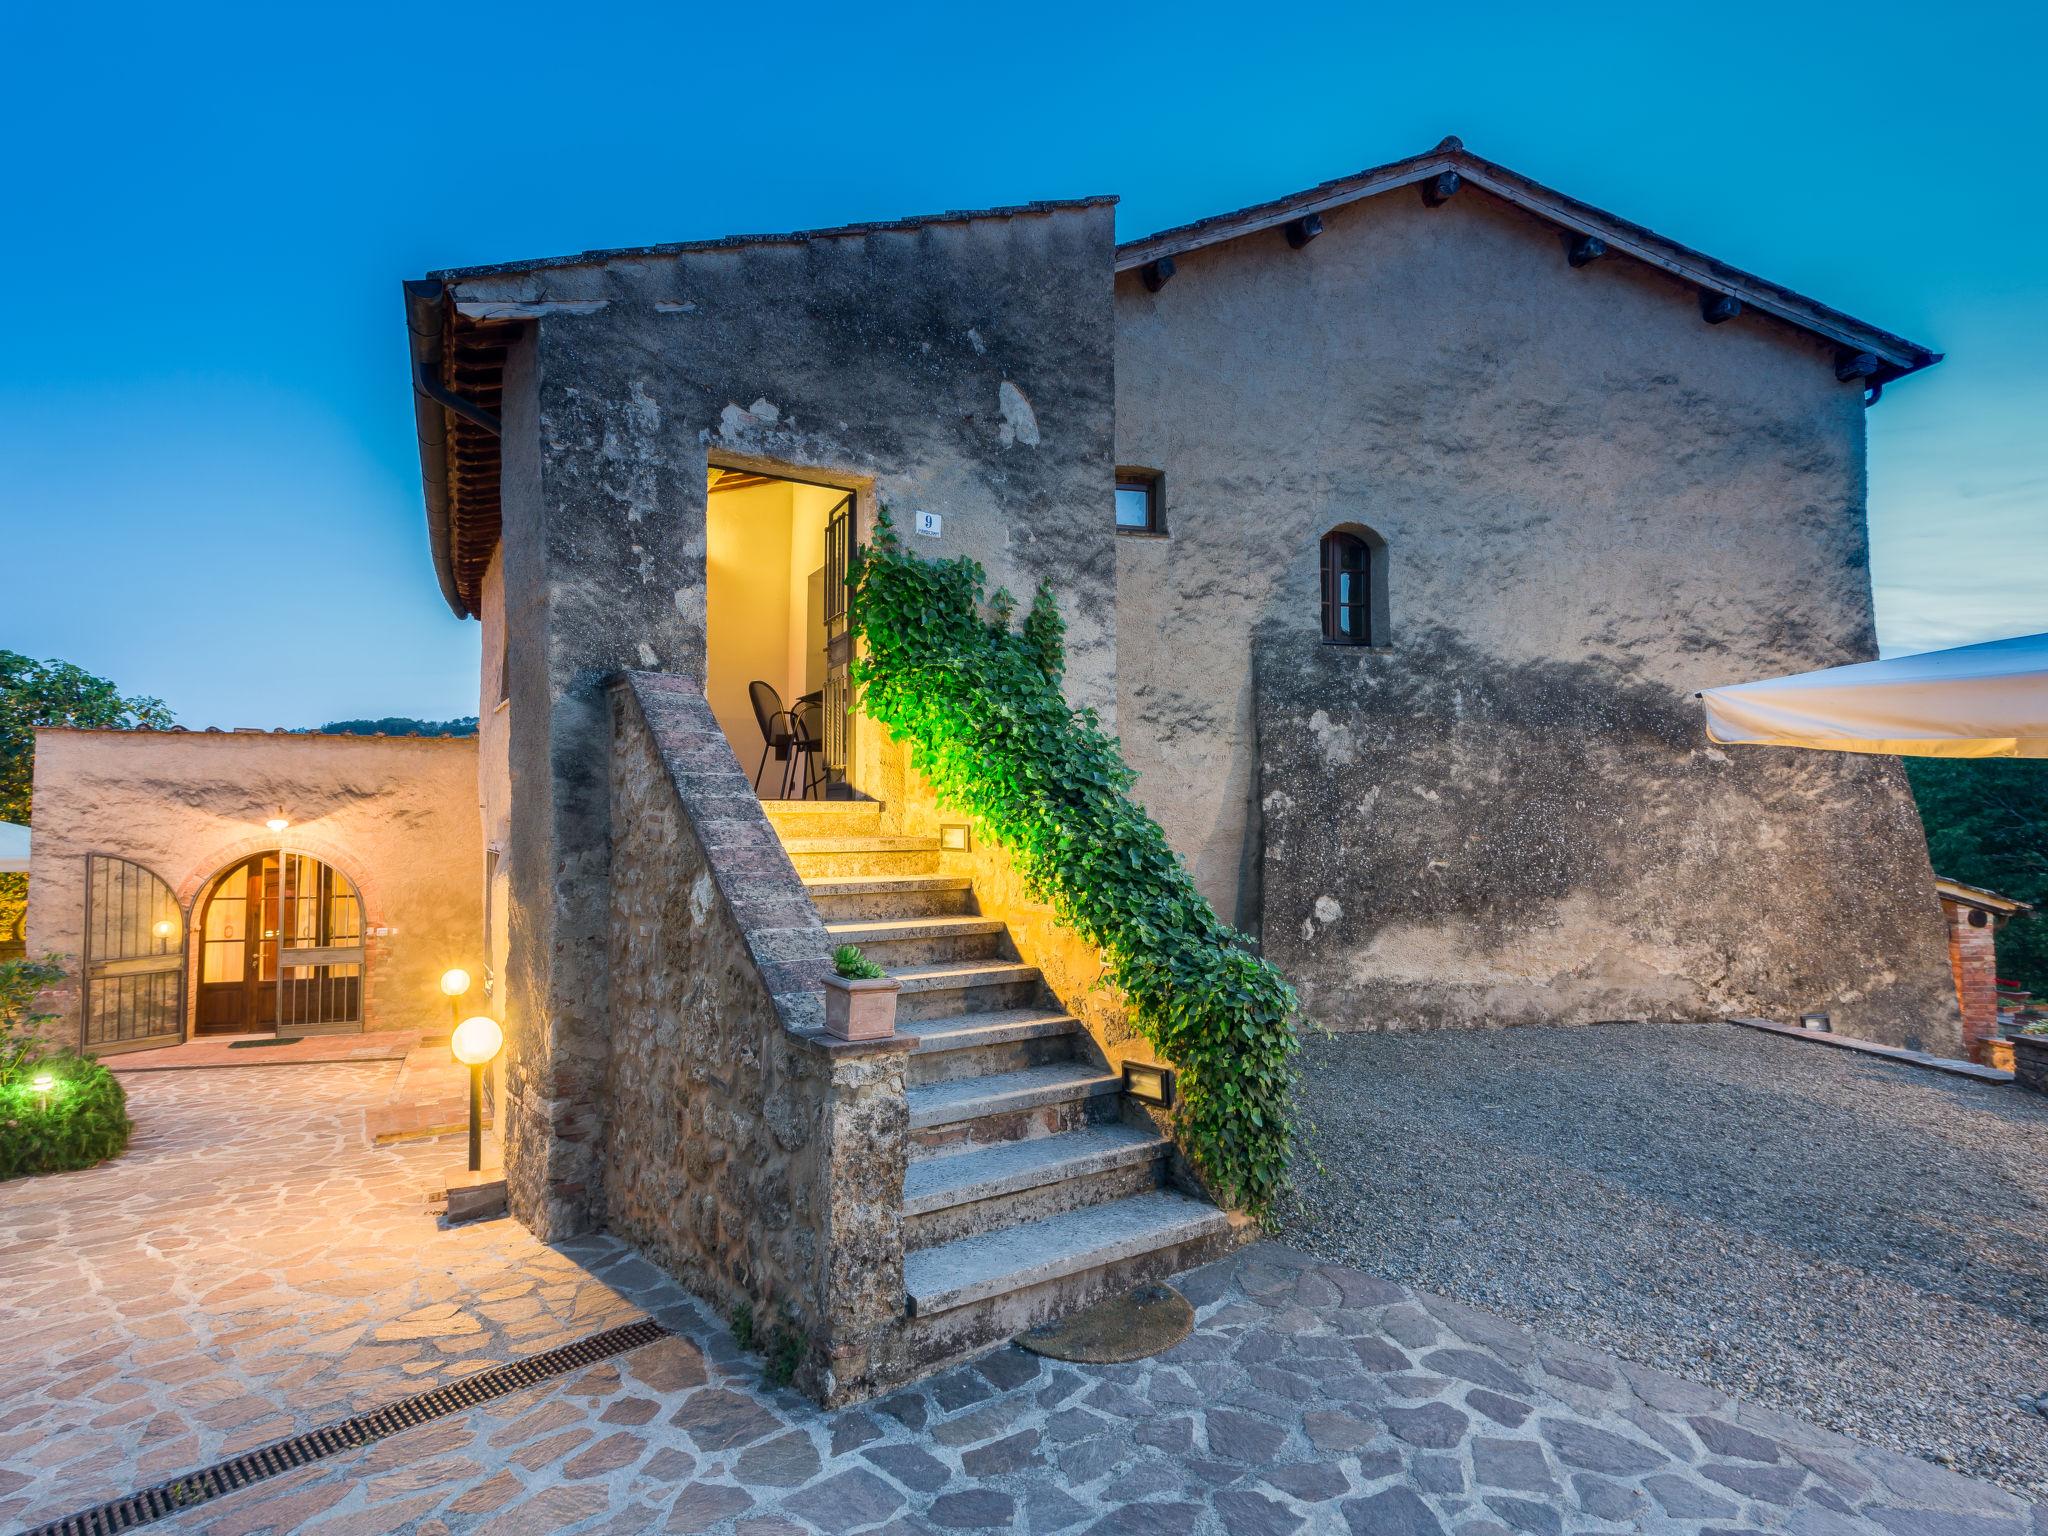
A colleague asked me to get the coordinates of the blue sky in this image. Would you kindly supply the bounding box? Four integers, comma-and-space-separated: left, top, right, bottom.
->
3, 1, 2042, 728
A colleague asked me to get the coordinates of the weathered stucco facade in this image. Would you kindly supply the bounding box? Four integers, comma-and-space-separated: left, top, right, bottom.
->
394, 141, 1964, 1400
1112, 168, 1958, 1051
26, 728, 482, 1045
428, 201, 1120, 1237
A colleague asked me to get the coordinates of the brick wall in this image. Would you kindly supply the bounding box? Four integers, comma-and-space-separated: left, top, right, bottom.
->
1942, 897, 2001, 1061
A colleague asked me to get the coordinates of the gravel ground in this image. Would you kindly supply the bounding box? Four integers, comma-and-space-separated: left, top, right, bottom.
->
1279, 1020, 2048, 1499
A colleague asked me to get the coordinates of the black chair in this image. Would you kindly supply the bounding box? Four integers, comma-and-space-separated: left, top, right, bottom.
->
788, 696, 827, 800
748, 681, 794, 796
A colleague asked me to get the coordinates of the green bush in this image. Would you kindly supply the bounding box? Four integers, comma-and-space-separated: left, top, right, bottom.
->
1, 1052, 131, 1179
849, 515, 1299, 1216
1, 955, 132, 1179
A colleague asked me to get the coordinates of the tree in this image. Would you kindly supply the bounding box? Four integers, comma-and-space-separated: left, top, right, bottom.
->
0, 652, 174, 945
315, 717, 478, 738
1907, 757, 2048, 995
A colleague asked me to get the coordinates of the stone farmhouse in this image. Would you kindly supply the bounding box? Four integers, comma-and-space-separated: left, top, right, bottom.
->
31, 138, 1960, 1400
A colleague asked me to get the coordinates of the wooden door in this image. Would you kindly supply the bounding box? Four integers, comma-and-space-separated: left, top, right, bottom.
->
81, 855, 186, 1055
196, 856, 261, 1033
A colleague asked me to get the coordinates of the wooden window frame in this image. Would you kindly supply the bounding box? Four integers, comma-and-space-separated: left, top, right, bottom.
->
1115, 468, 1165, 536
1321, 530, 1373, 646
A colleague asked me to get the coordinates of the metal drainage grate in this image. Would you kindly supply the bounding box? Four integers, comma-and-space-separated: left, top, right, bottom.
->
24, 1317, 669, 1536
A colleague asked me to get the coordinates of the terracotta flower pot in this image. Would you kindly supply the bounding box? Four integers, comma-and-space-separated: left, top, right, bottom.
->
824, 974, 901, 1041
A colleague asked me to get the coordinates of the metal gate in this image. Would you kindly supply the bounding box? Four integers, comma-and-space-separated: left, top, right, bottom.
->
81, 854, 186, 1055
822, 492, 855, 790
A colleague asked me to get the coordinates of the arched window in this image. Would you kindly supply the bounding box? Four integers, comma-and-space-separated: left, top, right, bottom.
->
1321, 530, 1374, 645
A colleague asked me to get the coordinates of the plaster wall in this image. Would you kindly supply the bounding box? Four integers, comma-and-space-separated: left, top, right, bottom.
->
1114, 187, 1958, 1051
454, 203, 1118, 1234
478, 546, 513, 1100
26, 728, 482, 1044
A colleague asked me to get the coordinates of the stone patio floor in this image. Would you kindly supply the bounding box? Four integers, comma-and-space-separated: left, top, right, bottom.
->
2, 1065, 2040, 1535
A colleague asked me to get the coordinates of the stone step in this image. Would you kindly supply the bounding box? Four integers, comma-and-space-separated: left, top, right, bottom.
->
761, 800, 883, 840
906, 1122, 1166, 1213
906, 1062, 1121, 1132
903, 1124, 1169, 1250
899, 1009, 1081, 1086
803, 874, 977, 921
899, 1009, 1079, 1055
826, 916, 1009, 967
781, 836, 941, 879
903, 1190, 1230, 1318
891, 959, 1048, 1022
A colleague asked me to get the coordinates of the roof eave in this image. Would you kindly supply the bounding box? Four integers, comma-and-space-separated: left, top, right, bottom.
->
1114, 146, 1941, 384
404, 279, 472, 620
428, 195, 1121, 286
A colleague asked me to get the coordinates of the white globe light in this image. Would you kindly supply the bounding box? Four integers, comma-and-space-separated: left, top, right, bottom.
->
439, 968, 472, 998
450, 1015, 503, 1067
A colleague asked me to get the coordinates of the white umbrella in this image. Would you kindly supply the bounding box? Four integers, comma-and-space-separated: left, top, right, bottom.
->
0, 823, 27, 874
1700, 631, 2048, 759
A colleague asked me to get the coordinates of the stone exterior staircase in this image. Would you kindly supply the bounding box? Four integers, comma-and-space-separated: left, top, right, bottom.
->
763, 799, 1233, 1361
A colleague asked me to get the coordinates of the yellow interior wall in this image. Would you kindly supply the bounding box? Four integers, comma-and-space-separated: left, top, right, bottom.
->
706, 476, 842, 795
707, 481, 795, 787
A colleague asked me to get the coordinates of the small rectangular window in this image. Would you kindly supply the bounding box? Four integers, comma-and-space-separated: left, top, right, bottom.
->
1116, 469, 1163, 534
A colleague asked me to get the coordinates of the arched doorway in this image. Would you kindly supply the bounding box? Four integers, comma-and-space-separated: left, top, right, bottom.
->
196, 851, 364, 1034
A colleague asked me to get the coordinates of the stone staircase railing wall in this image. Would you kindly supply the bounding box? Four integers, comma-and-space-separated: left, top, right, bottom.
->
605, 672, 913, 1402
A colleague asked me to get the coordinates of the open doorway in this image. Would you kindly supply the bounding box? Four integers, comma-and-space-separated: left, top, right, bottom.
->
705, 466, 854, 799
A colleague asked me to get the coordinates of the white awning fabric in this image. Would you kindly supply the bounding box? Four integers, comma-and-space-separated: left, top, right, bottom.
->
1700, 632, 2048, 759
0, 823, 27, 874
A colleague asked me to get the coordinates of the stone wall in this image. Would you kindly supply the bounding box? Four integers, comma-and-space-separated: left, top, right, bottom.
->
26, 727, 482, 1044
1114, 183, 1959, 1053
607, 673, 911, 1403
452, 201, 1120, 1236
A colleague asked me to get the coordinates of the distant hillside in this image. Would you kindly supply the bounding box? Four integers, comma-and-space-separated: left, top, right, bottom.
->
1908, 757, 2047, 995
317, 717, 479, 738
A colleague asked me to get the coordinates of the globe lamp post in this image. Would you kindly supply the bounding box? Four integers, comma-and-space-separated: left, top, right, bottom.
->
449, 1015, 503, 1173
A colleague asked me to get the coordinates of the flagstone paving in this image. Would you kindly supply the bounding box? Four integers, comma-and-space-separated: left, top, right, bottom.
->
3, 1065, 2041, 1535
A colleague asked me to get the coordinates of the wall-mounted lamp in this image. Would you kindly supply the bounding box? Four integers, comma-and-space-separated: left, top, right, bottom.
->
152, 919, 175, 940
1799, 1012, 1832, 1033
1123, 1060, 1176, 1108
265, 807, 290, 833
450, 1015, 504, 1173
939, 823, 972, 853
440, 968, 472, 1033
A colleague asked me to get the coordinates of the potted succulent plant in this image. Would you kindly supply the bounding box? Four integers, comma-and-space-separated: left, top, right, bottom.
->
2010, 1022, 2048, 1093
823, 945, 900, 1041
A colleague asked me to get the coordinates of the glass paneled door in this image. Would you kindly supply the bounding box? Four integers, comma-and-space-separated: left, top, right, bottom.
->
81, 855, 186, 1055
822, 492, 854, 792
197, 852, 363, 1034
